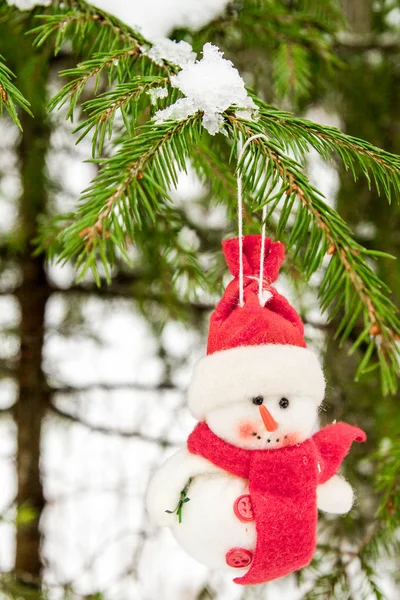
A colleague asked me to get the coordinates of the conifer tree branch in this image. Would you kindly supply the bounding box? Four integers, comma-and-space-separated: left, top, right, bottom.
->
31, 1, 177, 134
253, 98, 400, 202
375, 437, 400, 528
81, 117, 200, 238
32, 0, 144, 54
75, 76, 173, 154
32, 0, 175, 75
56, 115, 204, 284
47, 46, 143, 117
228, 115, 399, 394
23, 0, 400, 392
191, 0, 343, 102
0, 55, 32, 128
1, 0, 399, 595
191, 142, 237, 204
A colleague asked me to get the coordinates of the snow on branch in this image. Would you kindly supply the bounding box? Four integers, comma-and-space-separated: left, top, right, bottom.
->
153, 43, 258, 135
145, 39, 196, 68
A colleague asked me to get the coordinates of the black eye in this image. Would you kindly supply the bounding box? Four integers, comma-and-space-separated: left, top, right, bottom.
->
252, 396, 264, 405
279, 397, 289, 409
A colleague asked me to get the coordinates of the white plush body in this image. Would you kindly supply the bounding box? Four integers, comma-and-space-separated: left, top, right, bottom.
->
146, 447, 353, 572
147, 448, 255, 572
147, 344, 354, 571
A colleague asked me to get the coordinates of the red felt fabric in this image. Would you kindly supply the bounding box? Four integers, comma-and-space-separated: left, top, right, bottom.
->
187, 422, 366, 585
223, 235, 285, 280
207, 235, 306, 354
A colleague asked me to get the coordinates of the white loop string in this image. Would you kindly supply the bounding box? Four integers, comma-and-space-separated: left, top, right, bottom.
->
237, 149, 245, 307
258, 204, 268, 305
237, 133, 271, 308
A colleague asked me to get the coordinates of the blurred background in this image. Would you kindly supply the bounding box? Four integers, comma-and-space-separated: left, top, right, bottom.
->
0, 0, 400, 599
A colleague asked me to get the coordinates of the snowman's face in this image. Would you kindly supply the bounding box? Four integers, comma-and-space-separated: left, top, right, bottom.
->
205, 394, 319, 450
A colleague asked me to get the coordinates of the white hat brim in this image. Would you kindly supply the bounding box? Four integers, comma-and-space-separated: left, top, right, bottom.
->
188, 344, 326, 420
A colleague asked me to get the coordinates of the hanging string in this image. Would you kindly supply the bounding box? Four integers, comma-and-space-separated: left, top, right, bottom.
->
237, 141, 245, 308
237, 133, 271, 308
258, 204, 268, 305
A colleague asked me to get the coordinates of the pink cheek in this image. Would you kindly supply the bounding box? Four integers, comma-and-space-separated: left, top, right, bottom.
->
282, 432, 300, 446
238, 422, 257, 439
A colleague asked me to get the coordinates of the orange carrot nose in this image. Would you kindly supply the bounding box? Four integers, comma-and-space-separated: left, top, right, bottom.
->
259, 405, 279, 432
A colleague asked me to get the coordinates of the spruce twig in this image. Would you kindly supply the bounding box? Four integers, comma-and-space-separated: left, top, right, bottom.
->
0, 54, 32, 128
229, 116, 399, 394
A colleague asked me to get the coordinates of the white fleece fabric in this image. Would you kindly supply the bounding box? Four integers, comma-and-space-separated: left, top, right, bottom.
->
146, 449, 353, 570
316, 474, 354, 514
188, 344, 326, 420
146, 448, 220, 526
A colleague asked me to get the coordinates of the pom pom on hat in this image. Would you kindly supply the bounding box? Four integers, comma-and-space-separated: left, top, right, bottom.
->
188, 234, 325, 420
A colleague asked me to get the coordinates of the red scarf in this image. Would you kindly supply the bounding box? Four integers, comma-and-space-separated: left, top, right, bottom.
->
187, 422, 366, 585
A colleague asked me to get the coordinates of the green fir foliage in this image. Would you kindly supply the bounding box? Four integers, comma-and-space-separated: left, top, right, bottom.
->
0, 54, 31, 128
1, 1, 400, 598
4, 1, 400, 391
189, 0, 343, 103
23, 0, 400, 395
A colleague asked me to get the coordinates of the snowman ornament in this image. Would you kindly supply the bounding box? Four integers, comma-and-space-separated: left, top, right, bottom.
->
146, 234, 366, 585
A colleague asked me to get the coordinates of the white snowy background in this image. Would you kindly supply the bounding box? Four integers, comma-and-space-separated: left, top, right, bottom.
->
1, 2, 396, 600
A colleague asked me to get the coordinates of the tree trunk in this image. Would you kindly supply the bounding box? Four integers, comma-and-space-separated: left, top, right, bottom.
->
12, 49, 51, 585
13, 263, 48, 583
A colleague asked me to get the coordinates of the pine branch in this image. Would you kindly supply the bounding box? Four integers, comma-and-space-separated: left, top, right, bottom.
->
253, 98, 400, 203
374, 437, 400, 530
272, 43, 312, 101
194, 0, 344, 47
357, 552, 386, 600
32, 0, 145, 55
227, 115, 400, 394
0, 54, 32, 128
47, 47, 143, 119
32, 1, 178, 138
56, 115, 204, 285
26, 0, 399, 392
190, 0, 343, 103
191, 140, 237, 206
303, 532, 389, 600
0, 575, 43, 600
31, 0, 175, 75
75, 76, 176, 155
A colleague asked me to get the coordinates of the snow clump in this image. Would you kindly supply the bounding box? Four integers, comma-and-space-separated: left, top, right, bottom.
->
154, 43, 257, 135
147, 87, 169, 105
146, 39, 196, 68
6, 0, 51, 8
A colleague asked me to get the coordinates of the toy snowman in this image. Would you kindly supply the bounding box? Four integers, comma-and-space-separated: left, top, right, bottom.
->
146, 234, 366, 585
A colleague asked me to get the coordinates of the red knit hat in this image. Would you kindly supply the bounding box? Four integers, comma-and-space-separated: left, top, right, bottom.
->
207, 235, 306, 353
188, 234, 325, 419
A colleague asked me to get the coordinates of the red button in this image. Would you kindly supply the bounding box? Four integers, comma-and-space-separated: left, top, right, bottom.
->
233, 494, 254, 522
226, 548, 253, 568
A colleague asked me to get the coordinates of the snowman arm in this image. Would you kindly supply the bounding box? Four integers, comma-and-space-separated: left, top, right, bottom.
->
146, 447, 221, 526
316, 474, 354, 514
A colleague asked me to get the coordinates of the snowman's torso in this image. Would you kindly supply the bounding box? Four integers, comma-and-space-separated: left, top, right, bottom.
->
171, 470, 256, 571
